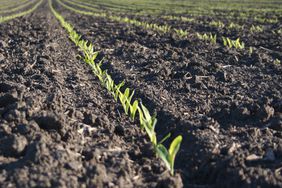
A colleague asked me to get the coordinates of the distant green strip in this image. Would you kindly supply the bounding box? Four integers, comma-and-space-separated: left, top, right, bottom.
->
0, 0, 29, 11
0, 0, 38, 15
0, 0, 43, 23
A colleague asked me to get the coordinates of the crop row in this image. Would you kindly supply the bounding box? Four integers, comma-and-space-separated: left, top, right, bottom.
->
65, 0, 280, 26
63, 0, 282, 38
62, 0, 281, 40
67, 0, 281, 24
58, 0, 282, 65
164, 11, 279, 25
0, 0, 38, 15
164, 16, 267, 34
0, 0, 42, 24
73, 0, 282, 14
49, 0, 183, 175
0, 0, 29, 10
58, 0, 248, 51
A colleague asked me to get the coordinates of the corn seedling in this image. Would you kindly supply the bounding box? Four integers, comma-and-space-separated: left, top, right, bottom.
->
138, 103, 158, 145
250, 25, 263, 33
113, 81, 125, 101
196, 32, 217, 44
222, 37, 245, 49
209, 20, 225, 28
129, 99, 139, 121
50, 0, 182, 175
105, 74, 115, 92
228, 22, 243, 30
180, 17, 195, 22
156, 135, 182, 176
253, 17, 278, 24
118, 88, 135, 115
174, 28, 188, 38
274, 59, 281, 65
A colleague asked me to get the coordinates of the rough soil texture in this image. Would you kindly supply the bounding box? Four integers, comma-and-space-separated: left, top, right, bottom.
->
55, 1, 282, 187
0, 2, 182, 188
0, 0, 281, 187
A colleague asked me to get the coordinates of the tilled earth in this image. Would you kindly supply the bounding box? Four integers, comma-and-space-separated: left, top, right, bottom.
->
0, 1, 282, 188
56, 0, 282, 187
0, 2, 181, 188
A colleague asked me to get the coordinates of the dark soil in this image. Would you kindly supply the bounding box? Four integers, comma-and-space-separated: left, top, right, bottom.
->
0, 2, 182, 188
54, 0, 282, 187
0, 0, 281, 187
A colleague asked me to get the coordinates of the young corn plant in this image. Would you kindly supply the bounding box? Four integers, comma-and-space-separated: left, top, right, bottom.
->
105, 74, 115, 92
228, 22, 243, 30
138, 103, 158, 145
174, 29, 188, 38
138, 103, 183, 175
273, 59, 281, 65
196, 32, 208, 40
233, 38, 245, 49
180, 17, 195, 22
156, 135, 183, 175
222, 37, 245, 49
222, 37, 232, 48
113, 81, 125, 101
209, 34, 217, 45
128, 99, 139, 121
118, 88, 135, 115
250, 25, 263, 33
196, 32, 217, 44
209, 20, 225, 28
50, 0, 182, 175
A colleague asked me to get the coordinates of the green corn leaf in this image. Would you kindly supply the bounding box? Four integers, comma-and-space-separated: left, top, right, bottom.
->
129, 100, 139, 121
227, 38, 232, 48
151, 114, 158, 131
96, 64, 103, 76
138, 107, 145, 129
159, 133, 171, 145
124, 89, 135, 115
168, 135, 183, 175
97, 60, 103, 69
241, 42, 245, 49
119, 92, 126, 113
83, 41, 88, 50
91, 52, 99, 62
236, 38, 240, 46
143, 121, 156, 145
105, 75, 114, 92
222, 37, 227, 46
100, 70, 108, 84
114, 81, 125, 101
123, 88, 131, 114
140, 103, 151, 122
97, 74, 103, 83
124, 88, 130, 99
156, 144, 171, 171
